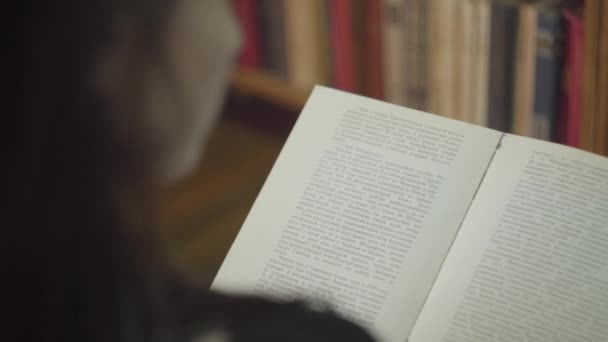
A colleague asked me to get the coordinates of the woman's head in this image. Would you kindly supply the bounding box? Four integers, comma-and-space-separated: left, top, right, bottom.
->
24, 0, 240, 187
13, 0, 240, 340
95, 0, 241, 184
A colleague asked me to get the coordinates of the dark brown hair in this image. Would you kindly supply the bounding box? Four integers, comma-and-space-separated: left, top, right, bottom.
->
10, 2, 376, 341
12, 1, 181, 341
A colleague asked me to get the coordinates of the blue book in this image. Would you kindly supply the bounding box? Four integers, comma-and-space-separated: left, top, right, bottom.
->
532, 8, 564, 141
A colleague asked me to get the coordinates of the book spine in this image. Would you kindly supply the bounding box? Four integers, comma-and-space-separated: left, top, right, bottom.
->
453, 0, 474, 122
233, 0, 261, 68
284, 0, 325, 89
427, 0, 457, 117
488, 3, 518, 131
471, 0, 491, 127
351, 0, 365, 94
382, 0, 406, 105
512, 4, 538, 137
532, 8, 564, 141
258, 0, 287, 79
402, 0, 428, 111
557, 8, 583, 147
319, 0, 334, 87
596, 0, 608, 155
581, 0, 600, 151
330, 0, 356, 92
363, 0, 384, 99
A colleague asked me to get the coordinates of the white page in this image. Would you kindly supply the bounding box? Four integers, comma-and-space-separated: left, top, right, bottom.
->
212, 86, 502, 341
410, 134, 608, 341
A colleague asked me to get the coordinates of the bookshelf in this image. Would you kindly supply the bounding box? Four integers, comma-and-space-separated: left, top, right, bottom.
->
230, 0, 607, 155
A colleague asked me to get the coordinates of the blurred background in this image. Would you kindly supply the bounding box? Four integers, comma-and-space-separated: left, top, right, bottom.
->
159, 0, 607, 287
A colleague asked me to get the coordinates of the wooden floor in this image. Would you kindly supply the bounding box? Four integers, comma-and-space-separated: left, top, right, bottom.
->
158, 93, 298, 287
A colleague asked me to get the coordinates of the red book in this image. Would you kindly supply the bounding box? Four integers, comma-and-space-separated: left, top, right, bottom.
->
558, 8, 584, 147
363, 0, 384, 99
330, 0, 356, 91
233, 0, 261, 68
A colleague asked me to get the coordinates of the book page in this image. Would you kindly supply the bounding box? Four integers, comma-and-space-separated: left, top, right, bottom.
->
212, 86, 502, 341
410, 134, 608, 341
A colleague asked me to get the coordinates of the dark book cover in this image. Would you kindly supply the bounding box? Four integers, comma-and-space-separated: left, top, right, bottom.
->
487, 3, 518, 132
362, 0, 384, 100
330, 0, 356, 91
557, 8, 584, 147
352, 0, 364, 94
403, 0, 428, 111
258, 0, 288, 79
321, 0, 333, 87
233, 0, 262, 68
532, 8, 564, 141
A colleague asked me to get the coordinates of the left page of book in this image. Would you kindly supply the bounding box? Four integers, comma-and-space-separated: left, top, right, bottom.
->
211, 86, 502, 341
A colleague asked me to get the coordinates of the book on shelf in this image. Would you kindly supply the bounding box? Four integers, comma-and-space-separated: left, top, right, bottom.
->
581, 0, 608, 155
212, 86, 608, 341
381, 0, 407, 106
235, 0, 605, 156
320, 0, 334, 89
512, 4, 538, 137
427, 0, 458, 118
330, 0, 356, 92
362, 0, 384, 100
581, 0, 598, 152
557, 7, 583, 147
531, 6, 564, 141
488, 2, 518, 132
595, 0, 608, 155
429, 0, 491, 126
284, 0, 327, 89
258, 0, 288, 80
471, 0, 491, 127
351, 0, 365, 94
453, 0, 474, 123
402, 0, 428, 111
232, 0, 261, 68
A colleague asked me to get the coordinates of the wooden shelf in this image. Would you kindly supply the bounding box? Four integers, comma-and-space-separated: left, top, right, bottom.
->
230, 68, 311, 111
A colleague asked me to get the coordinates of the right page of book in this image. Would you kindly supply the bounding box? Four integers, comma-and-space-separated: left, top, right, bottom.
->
410, 134, 608, 341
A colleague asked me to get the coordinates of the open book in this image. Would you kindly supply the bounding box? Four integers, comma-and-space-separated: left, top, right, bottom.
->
211, 86, 608, 341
